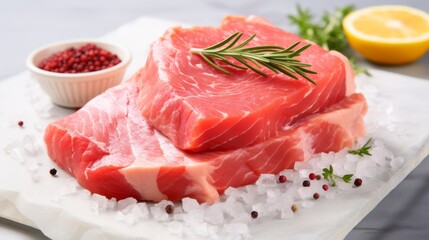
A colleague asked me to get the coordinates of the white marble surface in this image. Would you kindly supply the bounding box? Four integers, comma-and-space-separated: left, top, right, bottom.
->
1, 1, 428, 239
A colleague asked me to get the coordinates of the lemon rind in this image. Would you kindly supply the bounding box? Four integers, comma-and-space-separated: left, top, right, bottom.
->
343, 5, 429, 44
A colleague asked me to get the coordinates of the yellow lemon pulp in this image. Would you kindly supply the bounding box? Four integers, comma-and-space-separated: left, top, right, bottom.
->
343, 5, 429, 64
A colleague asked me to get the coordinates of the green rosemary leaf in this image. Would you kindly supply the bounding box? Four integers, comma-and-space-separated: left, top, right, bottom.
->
258, 61, 280, 74
190, 32, 317, 84
342, 174, 354, 183
235, 57, 268, 76
241, 53, 271, 63
223, 32, 244, 50
213, 54, 247, 70
322, 172, 329, 181
231, 33, 256, 50
205, 32, 241, 50
200, 54, 230, 74
246, 57, 263, 69
322, 165, 355, 186
272, 64, 299, 80
242, 46, 285, 53
288, 43, 311, 58
348, 138, 373, 157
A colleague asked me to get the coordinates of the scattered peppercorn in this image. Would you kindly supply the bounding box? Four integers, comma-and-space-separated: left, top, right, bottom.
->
291, 204, 298, 212
49, 168, 57, 176
313, 193, 320, 200
165, 204, 174, 214
354, 178, 363, 187
309, 173, 316, 180
279, 175, 287, 183
251, 210, 258, 219
38, 43, 121, 74
303, 180, 310, 187
315, 175, 321, 180
322, 184, 329, 191
18, 121, 24, 127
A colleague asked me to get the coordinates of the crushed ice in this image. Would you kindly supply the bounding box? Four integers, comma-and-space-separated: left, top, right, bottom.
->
5, 134, 406, 239
4, 134, 43, 182
64, 137, 402, 239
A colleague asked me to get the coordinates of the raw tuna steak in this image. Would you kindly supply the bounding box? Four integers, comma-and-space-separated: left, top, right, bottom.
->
137, 15, 354, 152
45, 78, 366, 203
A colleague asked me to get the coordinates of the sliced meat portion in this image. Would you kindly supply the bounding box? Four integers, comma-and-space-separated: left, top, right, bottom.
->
45, 79, 366, 203
137, 15, 353, 152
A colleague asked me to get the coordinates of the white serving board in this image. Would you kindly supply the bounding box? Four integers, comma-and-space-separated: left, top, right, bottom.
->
1, 17, 429, 240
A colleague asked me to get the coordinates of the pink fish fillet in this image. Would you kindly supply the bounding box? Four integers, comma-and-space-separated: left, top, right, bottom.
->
45, 77, 366, 203
137, 15, 355, 152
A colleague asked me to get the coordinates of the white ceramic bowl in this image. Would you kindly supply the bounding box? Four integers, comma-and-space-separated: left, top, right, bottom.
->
26, 39, 131, 108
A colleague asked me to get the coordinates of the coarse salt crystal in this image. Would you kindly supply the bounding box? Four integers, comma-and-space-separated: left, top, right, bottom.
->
135, 202, 150, 219
231, 212, 251, 224
255, 174, 277, 187
192, 222, 210, 237
298, 169, 311, 178
118, 197, 138, 212
298, 187, 313, 199
21, 135, 39, 155
224, 187, 244, 201
242, 187, 257, 205
182, 197, 201, 212
224, 198, 245, 219
266, 189, 282, 202
4, 141, 24, 162
252, 203, 275, 218
294, 161, 312, 171
207, 225, 221, 240
204, 204, 224, 225
90, 193, 109, 214
183, 209, 205, 226
150, 206, 169, 221
150, 200, 173, 221
107, 198, 117, 210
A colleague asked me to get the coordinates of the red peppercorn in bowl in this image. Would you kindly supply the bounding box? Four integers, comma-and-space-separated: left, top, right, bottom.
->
26, 39, 131, 108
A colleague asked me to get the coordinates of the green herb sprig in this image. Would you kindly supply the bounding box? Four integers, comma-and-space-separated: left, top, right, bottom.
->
288, 4, 370, 76
190, 32, 317, 85
348, 138, 373, 157
322, 164, 353, 187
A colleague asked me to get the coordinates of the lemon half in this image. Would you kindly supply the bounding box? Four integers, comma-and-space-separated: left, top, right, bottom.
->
343, 5, 429, 64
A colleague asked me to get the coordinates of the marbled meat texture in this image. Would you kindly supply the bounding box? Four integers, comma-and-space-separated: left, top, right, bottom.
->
137, 16, 355, 152
45, 80, 366, 203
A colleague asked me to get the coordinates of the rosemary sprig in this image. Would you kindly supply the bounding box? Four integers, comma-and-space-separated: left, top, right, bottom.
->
348, 138, 373, 157
190, 32, 317, 85
322, 164, 353, 187
288, 4, 371, 76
